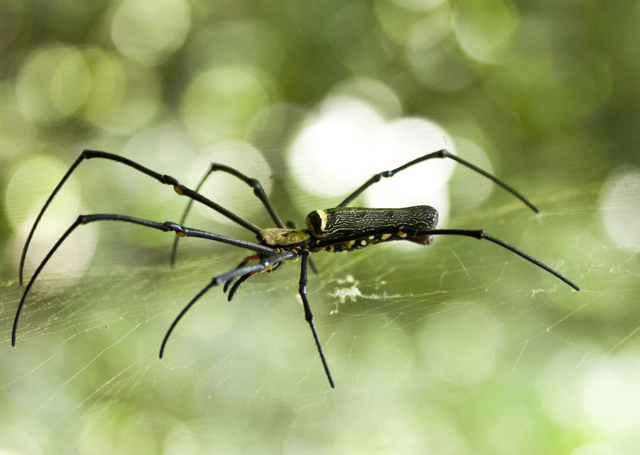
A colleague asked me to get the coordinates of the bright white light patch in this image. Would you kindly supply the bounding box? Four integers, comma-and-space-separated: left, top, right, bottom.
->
536, 345, 604, 428
288, 96, 387, 199
599, 165, 640, 250
448, 137, 494, 213
582, 353, 640, 450
367, 118, 454, 226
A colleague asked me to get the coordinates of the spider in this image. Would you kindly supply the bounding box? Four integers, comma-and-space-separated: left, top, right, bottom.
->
13, 149, 579, 388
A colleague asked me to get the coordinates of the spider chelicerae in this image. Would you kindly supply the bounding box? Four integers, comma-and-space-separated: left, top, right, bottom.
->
13, 149, 579, 388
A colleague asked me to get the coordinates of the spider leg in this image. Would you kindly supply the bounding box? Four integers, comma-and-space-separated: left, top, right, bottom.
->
12, 214, 278, 347
338, 149, 538, 213
227, 273, 252, 301
171, 163, 287, 266
159, 250, 298, 358
422, 229, 580, 291
20, 150, 263, 286
225, 255, 291, 301
286, 220, 318, 275
222, 255, 258, 293
298, 250, 335, 388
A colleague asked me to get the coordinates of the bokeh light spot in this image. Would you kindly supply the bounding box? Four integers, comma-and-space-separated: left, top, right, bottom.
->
452, 0, 518, 63
329, 77, 403, 120
406, 42, 477, 92
448, 137, 494, 213
80, 47, 127, 124
582, 354, 640, 452
93, 59, 162, 134
111, 0, 191, 64
180, 66, 271, 143
599, 165, 640, 250
5, 155, 97, 285
50, 47, 92, 116
5, 156, 81, 230
404, 5, 453, 51
287, 96, 387, 200
367, 118, 454, 227
0, 424, 41, 455
390, 0, 446, 11
287, 93, 457, 229
190, 141, 273, 226
16, 44, 91, 123
537, 345, 604, 428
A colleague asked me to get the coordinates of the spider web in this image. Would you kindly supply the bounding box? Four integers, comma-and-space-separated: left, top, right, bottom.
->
1, 176, 632, 454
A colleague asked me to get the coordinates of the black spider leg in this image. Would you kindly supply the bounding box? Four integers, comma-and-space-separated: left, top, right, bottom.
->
421, 229, 580, 291
224, 249, 317, 302
159, 249, 298, 359
222, 255, 258, 294
169, 163, 319, 296
171, 163, 286, 266
227, 273, 252, 301
223, 221, 321, 298
298, 250, 334, 388
19, 150, 262, 286
12, 214, 277, 347
311, 229, 579, 291
338, 149, 538, 213
286, 220, 318, 275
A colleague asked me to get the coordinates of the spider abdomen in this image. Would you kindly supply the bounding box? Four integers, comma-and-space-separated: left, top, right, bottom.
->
306, 206, 439, 239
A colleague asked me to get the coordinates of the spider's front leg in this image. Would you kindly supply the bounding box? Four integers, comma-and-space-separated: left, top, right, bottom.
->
19, 150, 264, 286
11, 215, 278, 347
222, 255, 259, 296
159, 250, 298, 358
222, 252, 290, 300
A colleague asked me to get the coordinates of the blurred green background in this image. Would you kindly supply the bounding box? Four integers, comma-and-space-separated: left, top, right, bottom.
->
1, 0, 639, 454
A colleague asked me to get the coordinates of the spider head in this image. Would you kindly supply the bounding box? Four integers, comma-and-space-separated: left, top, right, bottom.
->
258, 228, 312, 247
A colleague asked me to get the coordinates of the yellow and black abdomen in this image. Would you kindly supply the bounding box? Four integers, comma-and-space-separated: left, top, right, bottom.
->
306, 206, 438, 239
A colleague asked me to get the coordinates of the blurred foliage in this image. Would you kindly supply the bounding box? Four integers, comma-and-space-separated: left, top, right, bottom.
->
1, 0, 639, 454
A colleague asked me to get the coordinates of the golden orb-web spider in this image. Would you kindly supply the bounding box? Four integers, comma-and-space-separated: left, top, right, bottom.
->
13, 149, 579, 388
